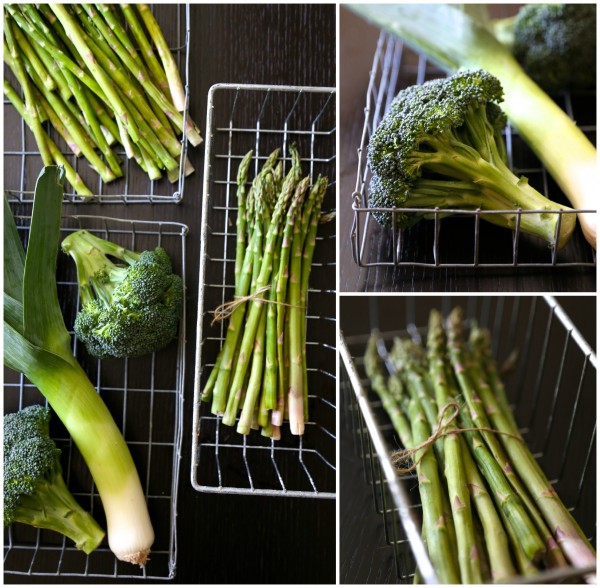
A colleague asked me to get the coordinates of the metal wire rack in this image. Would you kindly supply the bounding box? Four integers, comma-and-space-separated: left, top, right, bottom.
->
351, 32, 597, 269
3, 214, 188, 580
191, 84, 336, 498
340, 296, 596, 584
4, 4, 192, 204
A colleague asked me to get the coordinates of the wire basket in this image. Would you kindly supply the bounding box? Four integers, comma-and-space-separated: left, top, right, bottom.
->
3, 214, 188, 580
351, 32, 597, 269
191, 84, 336, 498
4, 4, 192, 204
340, 296, 596, 583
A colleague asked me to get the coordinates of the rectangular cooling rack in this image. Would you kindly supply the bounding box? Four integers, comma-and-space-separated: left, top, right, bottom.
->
351, 32, 597, 269
340, 296, 596, 583
4, 4, 192, 204
3, 215, 187, 580
191, 84, 336, 498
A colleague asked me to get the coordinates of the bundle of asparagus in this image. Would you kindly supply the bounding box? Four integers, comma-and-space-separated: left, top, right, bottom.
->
3, 4, 200, 198
363, 307, 596, 583
201, 146, 328, 439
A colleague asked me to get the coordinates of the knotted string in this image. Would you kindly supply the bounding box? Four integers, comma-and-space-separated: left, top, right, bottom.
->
391, 401, 523, 475
210, 285, 305, 326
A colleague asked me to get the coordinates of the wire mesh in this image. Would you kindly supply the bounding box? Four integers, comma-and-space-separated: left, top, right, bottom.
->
3, 215, 188, 580
351, 32, 597, 269
4, 4, 192, 204
191, 84, 336, 498
340, 296, 597, 583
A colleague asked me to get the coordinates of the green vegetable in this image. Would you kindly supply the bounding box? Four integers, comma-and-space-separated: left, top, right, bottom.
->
3, 3, 199, 196
203, 147, 328, 437
349, 3, 597, 249
367, 68, 576, 250
4, 166, 154, 565
4, 405, 105, 554
510, 4, 597, 92
361, 308, 596, 581
61, 229, 183, 360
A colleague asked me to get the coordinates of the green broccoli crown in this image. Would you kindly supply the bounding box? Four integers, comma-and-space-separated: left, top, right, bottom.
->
62, 230, 183, 360
366, 70, 506, 227
4, 405, 61, 525
368, 69, 504, 183
513, 4, 597, 91
3, 405, 105, 553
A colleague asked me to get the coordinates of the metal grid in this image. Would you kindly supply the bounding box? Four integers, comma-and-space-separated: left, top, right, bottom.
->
191, 84, 336, 498
3, 215, 188, 580
351, 32, 597, 269
4, 4, 192, 204
340, 296, 596, 584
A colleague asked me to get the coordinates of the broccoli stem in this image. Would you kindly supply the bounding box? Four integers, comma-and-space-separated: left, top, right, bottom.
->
12, 462, 105, 554
61, 230, 138, 307
418, 133, 576, 249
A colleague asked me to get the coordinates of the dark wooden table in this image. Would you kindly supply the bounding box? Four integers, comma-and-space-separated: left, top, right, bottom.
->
4, 4, 336, 584
339, 6, 596, 293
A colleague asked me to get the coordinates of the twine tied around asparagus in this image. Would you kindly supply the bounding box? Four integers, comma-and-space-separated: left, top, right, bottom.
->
210, 285, 305, 326
391, 401, 523, 475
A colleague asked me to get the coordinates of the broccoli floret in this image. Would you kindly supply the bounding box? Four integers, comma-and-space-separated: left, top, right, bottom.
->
61, 229, 183, 359
512, 4, 596, 92
366, 69, 576, 249
4, 405, 105, 553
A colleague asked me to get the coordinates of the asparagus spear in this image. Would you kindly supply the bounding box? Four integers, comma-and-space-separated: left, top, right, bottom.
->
48, 4, 141, 144
208, 153, 280, 415
456, 312, 596, 570
4, 17, 51, 166
121, 4, 170, 94
288, 176, 312, 435
3, 80, 92, 197
364, 336, 460, 583
226, 172, 300, 428
427, 309, 482, 583
136, 4, 186, 112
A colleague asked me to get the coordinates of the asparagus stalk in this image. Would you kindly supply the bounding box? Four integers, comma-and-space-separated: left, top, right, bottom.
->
10, 20, 54, 92
287, 176, 312, 435
408, 398, 461, 584
299, 177, 328, 421
10, 47, 117, 184
3, 81, 92, 198
4, 17, 52, 166
457, 314, 596, 569
427, 309, 482, 583
364, 337, 459, 583
468, 324, 519, 432
208, 154, 279, 415
226, 172, 298, 427
456, 405, 546, 563
120, 4, 170, 94
78, 4, 179, 148
136, 4, 186, 112
48, 4, 141, 144
235, 151, 255, 288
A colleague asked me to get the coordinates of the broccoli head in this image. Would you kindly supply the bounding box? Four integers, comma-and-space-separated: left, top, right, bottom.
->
4, 405, 105, 553
512, 4, 596, 92
61, 230, 183, 359
366, 69, 576, 249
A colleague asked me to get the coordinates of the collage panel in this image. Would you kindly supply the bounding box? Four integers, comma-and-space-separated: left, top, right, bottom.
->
340, 295, 596, 583
4, 3, 335, 584
2, 1, 598, 586
340, 4, 596, 293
